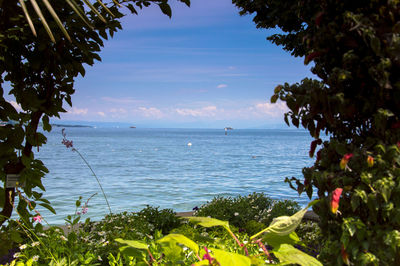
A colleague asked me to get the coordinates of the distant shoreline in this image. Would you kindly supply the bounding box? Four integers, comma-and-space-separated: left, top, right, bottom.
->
51, 124, 93, 128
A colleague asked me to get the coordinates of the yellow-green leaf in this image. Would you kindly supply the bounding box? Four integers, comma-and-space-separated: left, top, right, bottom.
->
273, 244, 322, 266
157, 233, 199, 255
115, 238, 148, 250
185, 216, 230, 230
210, 248, 251, 266
251, 200, 318, 239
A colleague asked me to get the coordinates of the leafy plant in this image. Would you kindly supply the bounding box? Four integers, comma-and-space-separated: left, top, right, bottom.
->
116, 201, 322, 265
194, 193, 300, 234
233, 0, 400, 264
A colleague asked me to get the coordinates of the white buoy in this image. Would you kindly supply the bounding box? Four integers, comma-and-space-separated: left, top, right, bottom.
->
187, 142, 192, 146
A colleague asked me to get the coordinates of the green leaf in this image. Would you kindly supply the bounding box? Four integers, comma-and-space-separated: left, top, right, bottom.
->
159, 2, 172, 18
38, 203, 56, 214
262, 231, 302, 249
115, 238, 148, 250
119, 246, 146, 259
179, 0, 190, 7
271, 94, 279, 103
10, 231, 23, 243
185, 216, 230, 230
192, 261, 210, 266
273, 244, 322, 266
210, 248, 251, 266
251, 200, 318, 239
157, 233, 199, 255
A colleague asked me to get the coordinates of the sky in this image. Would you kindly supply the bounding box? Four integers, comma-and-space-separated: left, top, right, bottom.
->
9, 0, 315, 128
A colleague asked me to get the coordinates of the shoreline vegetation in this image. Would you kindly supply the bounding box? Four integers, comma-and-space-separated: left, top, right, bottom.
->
1, 193, 324, 265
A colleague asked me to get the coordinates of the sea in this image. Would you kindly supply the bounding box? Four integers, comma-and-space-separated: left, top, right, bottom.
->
30, 127, 316, 225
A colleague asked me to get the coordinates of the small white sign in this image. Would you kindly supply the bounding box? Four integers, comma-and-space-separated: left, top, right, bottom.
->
6, 174, 25, 188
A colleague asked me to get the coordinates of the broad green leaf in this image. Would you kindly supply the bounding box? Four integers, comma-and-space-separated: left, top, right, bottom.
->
159, 2, 172, 18
119, 246, 145, 259
251, 200, 318, 239
262, 231, 302, 249
210, 248, 251, 266
39, 202, 56, 214
192, 260, 210, 266
273, 244, 322, 266
249, 256, 266, 266
157, 233, 199, 255
179, 0, 190, 7
159, 238, 184, 261
185, 216, 230, 230
271, 94, 279, 103
115, 238, 148, 250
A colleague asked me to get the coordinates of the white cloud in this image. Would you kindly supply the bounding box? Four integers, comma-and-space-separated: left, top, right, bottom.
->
10, 101, 22, 111
102, 97, 141, 104
253, 101, 288, 117
97, 112, 106, 117
110, 108, 127, 114
176, 106, 218, 117
217, 84, 227, 88
138, 107, 164, 119
68, 107, 88, 115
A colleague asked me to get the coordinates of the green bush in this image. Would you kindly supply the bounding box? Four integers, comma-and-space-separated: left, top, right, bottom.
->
194, 193, 300, 233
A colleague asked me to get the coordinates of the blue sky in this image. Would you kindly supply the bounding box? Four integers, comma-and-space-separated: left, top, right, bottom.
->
11, 0, 314, 128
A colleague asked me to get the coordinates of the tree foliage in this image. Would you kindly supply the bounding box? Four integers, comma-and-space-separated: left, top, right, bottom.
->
233, 0, 400, 264
0, 0, 190, 227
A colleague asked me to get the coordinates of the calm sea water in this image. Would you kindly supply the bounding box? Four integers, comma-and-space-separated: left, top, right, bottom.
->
32, 128, 315, 225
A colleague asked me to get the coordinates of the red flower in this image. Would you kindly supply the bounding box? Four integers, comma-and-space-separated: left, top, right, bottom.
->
340, 153, 353, 170
331, 188, 343, 214
367, 155, 374, 167
341, 245, 350, 265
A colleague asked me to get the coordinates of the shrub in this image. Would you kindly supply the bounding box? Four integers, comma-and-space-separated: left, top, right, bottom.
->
194, 193, 300, 232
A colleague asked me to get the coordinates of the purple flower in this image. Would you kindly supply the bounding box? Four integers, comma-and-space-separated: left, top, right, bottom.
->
61, 129, 74, 148
192, 206, 199, 211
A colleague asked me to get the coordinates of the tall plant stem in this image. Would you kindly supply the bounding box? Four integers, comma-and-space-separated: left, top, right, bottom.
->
73, 149, 112, 214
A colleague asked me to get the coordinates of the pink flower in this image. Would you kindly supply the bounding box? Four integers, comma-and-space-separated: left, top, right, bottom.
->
82, 207, 88, 214
33, 215, 42, 223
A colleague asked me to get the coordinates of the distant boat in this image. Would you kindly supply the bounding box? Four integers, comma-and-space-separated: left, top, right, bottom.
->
130, 126, 136, 128
187, 142, 192, 146
224, 127, 233, 135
